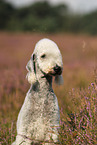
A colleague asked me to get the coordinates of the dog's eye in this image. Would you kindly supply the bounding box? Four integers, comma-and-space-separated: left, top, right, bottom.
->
41, 54, 46, 58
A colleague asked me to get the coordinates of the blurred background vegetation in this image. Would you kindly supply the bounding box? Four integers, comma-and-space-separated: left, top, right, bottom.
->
1, 0, 97, 35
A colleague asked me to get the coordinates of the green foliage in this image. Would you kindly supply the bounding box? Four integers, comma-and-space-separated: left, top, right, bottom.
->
81, 11, 97, 35
0, 0, 14, 29
1, 0, 97, 34
0, 0, 67, 33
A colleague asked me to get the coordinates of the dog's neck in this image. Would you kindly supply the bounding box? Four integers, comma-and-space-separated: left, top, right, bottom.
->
30, 68, 53, 92
40, 75, 53, 90
38, 74, 53, 91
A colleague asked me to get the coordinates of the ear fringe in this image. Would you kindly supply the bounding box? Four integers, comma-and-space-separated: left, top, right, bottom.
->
26, 54, 37, 84
26, 72, 36, 84
26, 59, 33, 72
54, 75, 64, 85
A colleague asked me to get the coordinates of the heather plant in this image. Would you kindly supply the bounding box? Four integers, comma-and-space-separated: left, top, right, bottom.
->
0, 33, 97, 144
59, 82, 97, 144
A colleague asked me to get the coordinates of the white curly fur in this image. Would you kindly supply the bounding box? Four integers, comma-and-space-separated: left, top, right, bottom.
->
12, 38, 63, 145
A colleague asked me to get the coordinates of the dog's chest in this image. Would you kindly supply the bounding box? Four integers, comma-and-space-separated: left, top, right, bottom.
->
25, 90, 58, 120
19, 90, 59, 137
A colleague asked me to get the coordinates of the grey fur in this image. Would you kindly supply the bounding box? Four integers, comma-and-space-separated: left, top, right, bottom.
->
12, 38, 63, 145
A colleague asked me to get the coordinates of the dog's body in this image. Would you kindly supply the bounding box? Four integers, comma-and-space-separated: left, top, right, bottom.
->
12, 38, 63, 145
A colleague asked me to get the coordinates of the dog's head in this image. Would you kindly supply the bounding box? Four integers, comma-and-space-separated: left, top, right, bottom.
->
26, 38, 63, 85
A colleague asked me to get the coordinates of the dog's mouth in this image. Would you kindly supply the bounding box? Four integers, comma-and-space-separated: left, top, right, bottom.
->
48, 66, 62, 76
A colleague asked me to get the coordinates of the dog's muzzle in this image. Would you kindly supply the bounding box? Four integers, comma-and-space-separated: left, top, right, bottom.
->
40, 65, 62, 77
47, 65, 62, 76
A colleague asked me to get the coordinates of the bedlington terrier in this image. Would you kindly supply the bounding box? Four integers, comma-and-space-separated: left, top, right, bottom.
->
12, 38, 63, 145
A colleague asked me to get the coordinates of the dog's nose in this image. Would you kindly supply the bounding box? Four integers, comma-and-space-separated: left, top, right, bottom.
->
54, 65, 62, 75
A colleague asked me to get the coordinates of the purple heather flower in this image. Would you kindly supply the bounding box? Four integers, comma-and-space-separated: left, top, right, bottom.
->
91, 83, 94, 87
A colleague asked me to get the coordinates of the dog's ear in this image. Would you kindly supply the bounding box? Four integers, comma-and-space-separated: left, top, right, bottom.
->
32, 54, 36, 74
54, 75, 64, 85
26, 53, 37, 84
